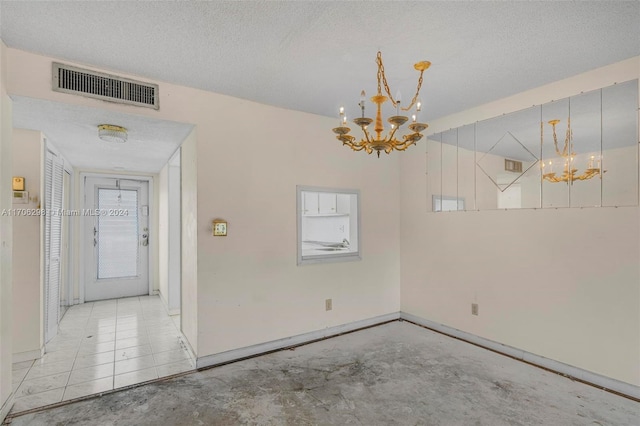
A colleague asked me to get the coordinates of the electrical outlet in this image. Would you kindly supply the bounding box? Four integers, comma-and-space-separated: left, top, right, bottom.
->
471, 303, 479, 316
325, 299, 332, 311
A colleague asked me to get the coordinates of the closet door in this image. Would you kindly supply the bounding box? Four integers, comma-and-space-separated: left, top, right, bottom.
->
44, 149, 64, 343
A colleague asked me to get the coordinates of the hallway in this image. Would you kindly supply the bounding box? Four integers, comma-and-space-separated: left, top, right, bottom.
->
10, 296, 193, 413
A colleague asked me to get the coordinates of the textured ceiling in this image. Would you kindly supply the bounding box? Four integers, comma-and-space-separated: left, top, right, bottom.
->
1, 1, 639, 170
12, 97, 193, 173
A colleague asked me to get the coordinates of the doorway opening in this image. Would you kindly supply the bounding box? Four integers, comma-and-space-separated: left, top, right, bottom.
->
83, 176, 151, 302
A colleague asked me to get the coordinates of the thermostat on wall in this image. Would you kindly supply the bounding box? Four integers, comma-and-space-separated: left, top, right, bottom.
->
213, 219, 227, 236
13, 191, 29, 204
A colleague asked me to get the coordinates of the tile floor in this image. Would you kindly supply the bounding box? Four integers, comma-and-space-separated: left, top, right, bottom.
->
10, 296, 194, 413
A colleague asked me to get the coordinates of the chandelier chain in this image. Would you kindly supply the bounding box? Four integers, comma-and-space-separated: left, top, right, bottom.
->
376, 52, 383, 97
551, 118, 571, 157
377, 51, 424, 111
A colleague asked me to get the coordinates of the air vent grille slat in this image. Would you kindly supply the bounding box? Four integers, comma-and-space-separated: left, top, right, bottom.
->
53, 63, 159, 110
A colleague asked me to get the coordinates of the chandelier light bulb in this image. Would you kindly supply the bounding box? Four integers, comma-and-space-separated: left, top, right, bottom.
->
416, 98, 422, 111
412, 114, 417, 123
339, 106, 344, 115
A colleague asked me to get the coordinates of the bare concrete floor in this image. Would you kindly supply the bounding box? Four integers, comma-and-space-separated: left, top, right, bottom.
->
5, 321, 639, 425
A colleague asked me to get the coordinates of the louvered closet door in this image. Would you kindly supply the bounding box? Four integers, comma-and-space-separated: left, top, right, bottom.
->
44, 151, 64, 343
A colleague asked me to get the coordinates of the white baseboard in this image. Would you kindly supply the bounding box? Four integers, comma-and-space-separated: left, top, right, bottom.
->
12, 346, 44, 363
196, 312, 400, 369
0, 393, 15, 425
400, 312, 640, 400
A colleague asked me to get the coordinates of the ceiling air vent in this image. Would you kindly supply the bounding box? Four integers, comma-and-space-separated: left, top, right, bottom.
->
505, 159, 523, 173
52, 62, 159, 110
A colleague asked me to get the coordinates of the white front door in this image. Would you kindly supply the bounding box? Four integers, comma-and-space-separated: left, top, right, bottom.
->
85, 177, 149, 301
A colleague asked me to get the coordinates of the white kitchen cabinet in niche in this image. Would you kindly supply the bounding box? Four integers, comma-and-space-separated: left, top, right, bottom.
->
297, 186, 360, 265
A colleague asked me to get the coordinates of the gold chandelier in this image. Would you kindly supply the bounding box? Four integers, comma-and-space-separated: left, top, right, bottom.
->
332, 51, 430, 157
542, 118, 605, 184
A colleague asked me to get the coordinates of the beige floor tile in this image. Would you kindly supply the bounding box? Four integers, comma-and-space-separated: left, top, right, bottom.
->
150, 340, 183, 354
73, 351, 115, 369
63, 376, 115, 401
12, 360, 34, 371
115, 328, 146, 339
81, 332, 116, 344
116, 336, 150, 350
11, 388, 64, 412
117, 312, 142, 319
68, 362, 114, 386
78, 341, 116, 355
115, 344, 153, 362
114, 367, 158, 389
12, 368, 30, 385
86, 318, 116, 327
25, 359, 74, 380
115, 354, 155, 375
116, 322, 145, 333
15, 372, 69, 398
155, 359, 195, 378
37, 348, 78, 364
10, 296, 188, 414
45, 339, 82, 353
153, 349, 190, 366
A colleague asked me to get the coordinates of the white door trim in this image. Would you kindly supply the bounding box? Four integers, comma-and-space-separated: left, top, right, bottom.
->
79, 172, 154, 303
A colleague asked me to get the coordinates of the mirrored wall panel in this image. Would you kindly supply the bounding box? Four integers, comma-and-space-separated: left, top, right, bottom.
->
458, 124, 475, 210
602, 80, 639, 207
427, 79, 638, 211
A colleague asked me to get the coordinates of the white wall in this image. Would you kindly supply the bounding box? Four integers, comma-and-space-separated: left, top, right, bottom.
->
0, 40, 14, 420
180, 130, 197, 354
11, 129, 43, 359
167, 151, 181, 314
158, 152, 181, 315
401, 57, 640, 386
158, 162, 169, 306
4, 48, 402, 359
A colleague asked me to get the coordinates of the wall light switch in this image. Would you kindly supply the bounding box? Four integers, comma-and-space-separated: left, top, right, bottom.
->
325, 299, 332, 311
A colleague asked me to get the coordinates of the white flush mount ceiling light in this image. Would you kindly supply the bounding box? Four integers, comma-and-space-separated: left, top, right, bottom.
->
98, 124, 128, 143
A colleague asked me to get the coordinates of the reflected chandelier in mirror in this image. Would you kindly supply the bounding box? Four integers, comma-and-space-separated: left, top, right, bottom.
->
542, 118, 606, 184
427, 79, 638, 211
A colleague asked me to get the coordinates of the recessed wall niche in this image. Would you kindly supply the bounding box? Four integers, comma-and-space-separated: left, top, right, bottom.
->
427, 79, 638, 211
